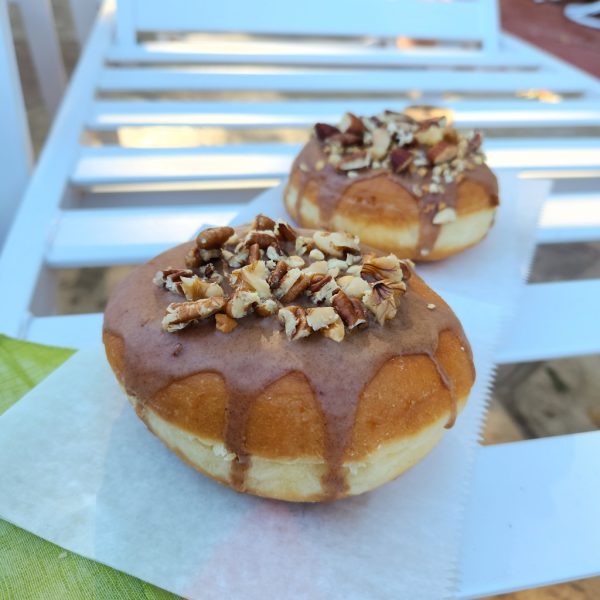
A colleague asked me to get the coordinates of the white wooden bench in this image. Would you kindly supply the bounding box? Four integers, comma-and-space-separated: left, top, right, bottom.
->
1, 0, 600, 596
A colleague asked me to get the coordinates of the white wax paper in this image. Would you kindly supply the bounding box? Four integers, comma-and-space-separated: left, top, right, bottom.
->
0, 293, 499, 600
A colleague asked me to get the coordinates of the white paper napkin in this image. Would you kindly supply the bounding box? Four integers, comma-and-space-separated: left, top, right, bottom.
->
0, 292, 499, 600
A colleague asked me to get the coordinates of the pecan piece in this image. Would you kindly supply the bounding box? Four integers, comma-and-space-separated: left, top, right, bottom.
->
162, 297, 226, 332
274, 219, 297, 242
427, 141, 458, 165
332, 290, 367, 330
361, 254, 409, 284
337, 275, 370, 299
275, 268, 311, 303
254, 214, 276, 231
313, 231, 360, 258
390, 148, 414, 173
215, 313, 238, 334
248, 243, 261, 264
278, 306, 311, 340
244, 230, 279, 250
314, 123, 340, 141
255, 298, 279, 317
196, 226, 234, 250
306, 307, 338, 331
153, 268, 194, 294
370, 128, 392, 160
268, 260, 288, 290
338, 151, 370, 171
179, 275, 224, 301
322, 316, 345, 342
339, 112, 366, 136
231, 261, 271, 299
226, 290, 260, 318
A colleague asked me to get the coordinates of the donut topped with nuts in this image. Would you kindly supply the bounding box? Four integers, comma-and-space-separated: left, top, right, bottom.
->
102, 213, 474, 501
285, 109, 499, 261
153, 214, 414, 342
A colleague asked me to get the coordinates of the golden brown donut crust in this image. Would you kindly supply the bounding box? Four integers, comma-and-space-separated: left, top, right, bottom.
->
103, 229, 475, 501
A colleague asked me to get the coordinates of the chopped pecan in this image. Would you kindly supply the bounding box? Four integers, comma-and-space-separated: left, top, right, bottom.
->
339, 112, 366, 136
274, 220, 297, 242
427, 141, 458, 165
255, 298, 279, 317
162, 297, 226, 332
278, 306, 311, 340
309, 274, 332, 294
309, 248, 325, 261
415, 122, 444, 146
231, 261, 271, 299
222, 248, 249, 269
295, 236, 315, 256
185, 247, 201, 268
310, 275, 339, 304
248, 243, 261, 264
370, 128, 392, 160
314, 123, 340, 141
276, 268, 311, 303
153, 268, 194, 294
362, 279, 406, 325
254, 214, 276, 231
332, 291, 367, 330
338, 151, 370, 171
215, 313, 238, 334
284, 255, 305, 269
180, 276, 224, 301
361, 254, 408, 284
313, 231, 360, 258
268, 260, 288, 290
244, 230, 278, 250
266, 245, 283, 262
390, 148, 414, 173
226, 290, 260, 319
303, 260, 329, 276
322, 316, 345, 342
196, 226, 234, 250
306, 307, 338, 331
328, 132, 363, 147
337, 275, 370, 299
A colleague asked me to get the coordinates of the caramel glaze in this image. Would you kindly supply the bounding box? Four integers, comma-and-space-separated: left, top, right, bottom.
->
289, 138, 499, 255
103, 239, 473, 500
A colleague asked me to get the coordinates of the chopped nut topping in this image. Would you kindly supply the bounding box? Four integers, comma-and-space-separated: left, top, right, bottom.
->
231, 261, 271, 299
215, 313, 238, 333
226, 290, 260, 319
162, 297, 226, 332
196, 226, 234, 250
155, 215, 418, 341
278, 306, 311, 340
253, 214, 276, 231
427, 303, 436, 310
332, 290, 368, 330
313, 230, 360, 258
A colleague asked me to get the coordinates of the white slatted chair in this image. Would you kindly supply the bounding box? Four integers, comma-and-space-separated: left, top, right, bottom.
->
1, 0, 600, 596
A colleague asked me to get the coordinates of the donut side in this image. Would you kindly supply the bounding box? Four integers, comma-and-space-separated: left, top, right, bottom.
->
103, 274, 474, 502
285, 162, 497, 261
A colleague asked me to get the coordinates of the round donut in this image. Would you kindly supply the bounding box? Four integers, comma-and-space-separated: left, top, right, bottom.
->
103, 216, 475, 502
284, 110, 499, 261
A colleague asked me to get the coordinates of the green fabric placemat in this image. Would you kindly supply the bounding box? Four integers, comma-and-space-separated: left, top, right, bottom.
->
0, 335, 178, 600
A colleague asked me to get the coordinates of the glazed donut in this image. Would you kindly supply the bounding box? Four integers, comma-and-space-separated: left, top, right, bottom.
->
284, 110, 499, 261
103, 216, 475, 502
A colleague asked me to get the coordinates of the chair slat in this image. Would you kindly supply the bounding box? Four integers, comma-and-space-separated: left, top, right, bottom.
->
71, 139, 600, 186
46, 206, 240, 267
88, 99, 600, 130
496, 280, 600, 364
106, 44, 541, 68
98, 66, 592, 94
